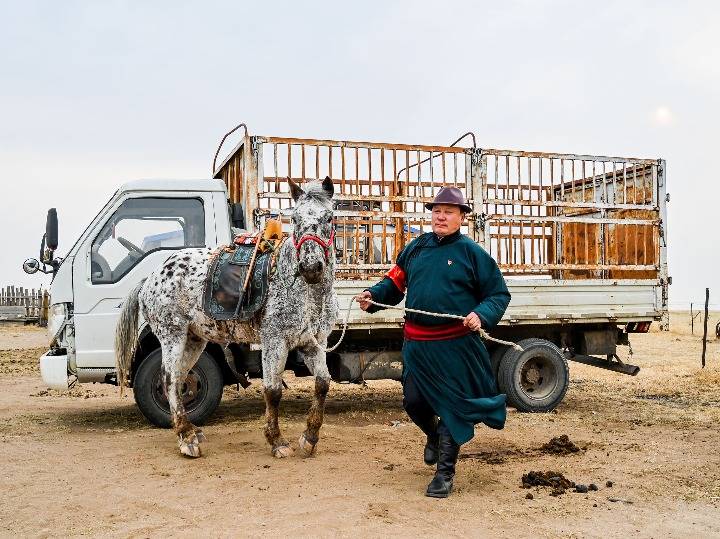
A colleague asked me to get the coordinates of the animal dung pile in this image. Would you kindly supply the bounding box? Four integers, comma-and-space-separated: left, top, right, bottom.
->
540, 434, 584, 455
522, 471, 604, 497
522, 470, 576, 496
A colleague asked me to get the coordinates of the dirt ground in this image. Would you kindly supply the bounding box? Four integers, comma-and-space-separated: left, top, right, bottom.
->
1, 315, 719, 538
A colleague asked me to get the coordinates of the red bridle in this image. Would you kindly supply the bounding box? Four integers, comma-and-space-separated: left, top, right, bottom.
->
292, 229, 335, 261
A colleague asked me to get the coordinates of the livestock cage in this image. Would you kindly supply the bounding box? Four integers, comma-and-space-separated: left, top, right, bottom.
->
212, 131, 668, 324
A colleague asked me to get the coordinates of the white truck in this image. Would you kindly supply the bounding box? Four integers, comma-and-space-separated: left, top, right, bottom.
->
24, 128, 669, 426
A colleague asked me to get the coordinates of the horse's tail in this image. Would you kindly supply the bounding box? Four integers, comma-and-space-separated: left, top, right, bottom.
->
115, 280, 144, 397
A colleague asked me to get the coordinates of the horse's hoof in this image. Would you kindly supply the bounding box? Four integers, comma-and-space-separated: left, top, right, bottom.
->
178, 432, 204, 458
179, 440, 202, 458
272, 445, 294, 458
298, 434, 317, 457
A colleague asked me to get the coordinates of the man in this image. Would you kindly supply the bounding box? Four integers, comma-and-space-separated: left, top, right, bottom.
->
356, 187, 511, 498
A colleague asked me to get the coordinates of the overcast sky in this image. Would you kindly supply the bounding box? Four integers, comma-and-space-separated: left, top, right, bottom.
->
1, 0, 718, 307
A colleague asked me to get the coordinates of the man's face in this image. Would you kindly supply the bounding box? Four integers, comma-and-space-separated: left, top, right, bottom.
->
431, 204, 464, 237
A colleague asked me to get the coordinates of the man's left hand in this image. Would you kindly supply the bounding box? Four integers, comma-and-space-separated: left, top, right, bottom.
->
463, 312, 482, 331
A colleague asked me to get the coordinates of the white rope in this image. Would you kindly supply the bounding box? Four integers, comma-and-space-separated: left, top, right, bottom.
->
325, 297, 523, 352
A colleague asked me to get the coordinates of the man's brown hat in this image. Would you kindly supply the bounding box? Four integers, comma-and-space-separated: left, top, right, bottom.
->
425, 187, 472, 213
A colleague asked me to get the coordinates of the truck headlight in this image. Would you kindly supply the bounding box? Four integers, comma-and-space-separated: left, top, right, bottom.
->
48, 303, 68, 342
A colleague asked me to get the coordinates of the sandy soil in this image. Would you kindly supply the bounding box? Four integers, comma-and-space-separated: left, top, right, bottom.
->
0, 316, 719, 538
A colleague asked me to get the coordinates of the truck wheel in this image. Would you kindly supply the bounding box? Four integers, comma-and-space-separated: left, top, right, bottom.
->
497, 338, 569, 413
132, 348, 224, 428
489, 345, 510, 390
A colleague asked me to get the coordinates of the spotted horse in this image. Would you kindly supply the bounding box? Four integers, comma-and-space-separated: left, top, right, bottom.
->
115, 178, 338, 458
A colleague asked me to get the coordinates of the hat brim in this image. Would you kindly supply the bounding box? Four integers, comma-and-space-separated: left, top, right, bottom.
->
425, 202, 472, 213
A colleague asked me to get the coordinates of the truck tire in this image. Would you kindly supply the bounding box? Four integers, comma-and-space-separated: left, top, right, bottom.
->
497, 338, 569, 413
489, 345, 510, 391
133, 348, 224, 428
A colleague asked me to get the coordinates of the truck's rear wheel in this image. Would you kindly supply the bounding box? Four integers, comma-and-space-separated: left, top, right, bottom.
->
489, 345, 509, 391
133, 348, 224, 428
490, 345, 509, 376
497, 338, 569, 413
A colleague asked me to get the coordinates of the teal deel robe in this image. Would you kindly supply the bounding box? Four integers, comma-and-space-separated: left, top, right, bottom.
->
366, 230, 511, 445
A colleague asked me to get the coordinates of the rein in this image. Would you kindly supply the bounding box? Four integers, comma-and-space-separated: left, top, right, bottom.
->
324, 297, 523, 352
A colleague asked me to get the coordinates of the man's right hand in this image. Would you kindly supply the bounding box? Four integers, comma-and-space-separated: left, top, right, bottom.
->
355, 291, 373, 311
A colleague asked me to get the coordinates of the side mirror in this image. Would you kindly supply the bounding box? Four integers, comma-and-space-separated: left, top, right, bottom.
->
46, 208, 58, 251
23, 258, 40, 274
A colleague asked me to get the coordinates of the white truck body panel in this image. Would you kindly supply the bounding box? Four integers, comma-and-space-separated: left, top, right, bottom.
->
334, 279, 661, 331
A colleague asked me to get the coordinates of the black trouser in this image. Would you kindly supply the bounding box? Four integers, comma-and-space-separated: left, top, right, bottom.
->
403, 373, 454, 442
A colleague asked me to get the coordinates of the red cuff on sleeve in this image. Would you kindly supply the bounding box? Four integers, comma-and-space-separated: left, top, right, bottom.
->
386, 265, 406, 293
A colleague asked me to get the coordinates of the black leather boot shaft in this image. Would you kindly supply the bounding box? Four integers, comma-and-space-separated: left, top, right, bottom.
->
414, 414, 438, 466
425, 422, 460, 498
424, 433, 439, 465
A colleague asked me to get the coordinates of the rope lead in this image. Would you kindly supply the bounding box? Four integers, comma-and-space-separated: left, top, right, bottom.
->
325, 297, 523, 352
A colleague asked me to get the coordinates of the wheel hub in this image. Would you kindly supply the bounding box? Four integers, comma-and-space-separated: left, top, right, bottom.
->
524, 365, 541, 386
152, 369, 206, 412
519, 357, 556, 399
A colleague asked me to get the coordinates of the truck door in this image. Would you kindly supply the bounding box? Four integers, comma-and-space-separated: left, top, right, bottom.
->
72, 194, 214, 370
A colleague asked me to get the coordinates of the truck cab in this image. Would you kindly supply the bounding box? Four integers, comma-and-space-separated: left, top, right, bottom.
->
34, 179, 232, 389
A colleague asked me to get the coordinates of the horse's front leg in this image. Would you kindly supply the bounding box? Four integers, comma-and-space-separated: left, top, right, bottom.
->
298, 338, 331, 457
261, 339, 293, 458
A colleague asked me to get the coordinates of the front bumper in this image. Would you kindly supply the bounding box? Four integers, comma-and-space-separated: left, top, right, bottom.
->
39, 351, 69, 390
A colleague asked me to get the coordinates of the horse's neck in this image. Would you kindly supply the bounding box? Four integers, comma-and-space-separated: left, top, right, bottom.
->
275, 238, 298, 282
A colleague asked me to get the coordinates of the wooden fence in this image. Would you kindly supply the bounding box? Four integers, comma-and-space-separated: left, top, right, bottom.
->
0, 286, 50, 324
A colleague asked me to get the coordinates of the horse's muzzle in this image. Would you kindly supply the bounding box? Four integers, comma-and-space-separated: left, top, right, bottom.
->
299, 260, 324, 284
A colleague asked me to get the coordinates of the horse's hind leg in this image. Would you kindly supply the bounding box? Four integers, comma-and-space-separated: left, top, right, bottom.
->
162, 331, 208, 458
298, 344, 331, 457
261, 340, 293, 458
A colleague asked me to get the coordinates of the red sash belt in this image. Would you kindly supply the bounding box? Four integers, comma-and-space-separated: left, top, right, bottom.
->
404, 319, 471, 341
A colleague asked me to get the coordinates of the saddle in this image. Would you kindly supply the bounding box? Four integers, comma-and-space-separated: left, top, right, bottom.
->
202, 221, 284, 321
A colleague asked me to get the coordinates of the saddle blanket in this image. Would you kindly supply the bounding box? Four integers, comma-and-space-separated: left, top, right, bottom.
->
202, 239, 272, 321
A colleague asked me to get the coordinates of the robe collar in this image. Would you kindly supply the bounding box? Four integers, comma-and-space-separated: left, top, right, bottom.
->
432, 229, 462, 245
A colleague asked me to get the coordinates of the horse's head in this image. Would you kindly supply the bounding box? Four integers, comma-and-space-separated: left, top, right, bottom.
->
289, 176, 335, 284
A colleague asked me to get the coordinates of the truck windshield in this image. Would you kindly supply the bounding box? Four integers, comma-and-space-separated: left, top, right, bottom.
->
90, 197, 205, 284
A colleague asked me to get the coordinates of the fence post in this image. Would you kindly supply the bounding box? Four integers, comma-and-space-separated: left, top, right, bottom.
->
41, 290, 50, 327
690, 303, 694, 334
702, 288, 710, 368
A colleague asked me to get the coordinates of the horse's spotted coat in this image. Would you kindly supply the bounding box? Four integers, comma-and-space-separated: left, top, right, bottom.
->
116, 179, 338, 458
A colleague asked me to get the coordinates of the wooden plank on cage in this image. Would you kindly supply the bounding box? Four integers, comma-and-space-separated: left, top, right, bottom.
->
606, 208, 659, 279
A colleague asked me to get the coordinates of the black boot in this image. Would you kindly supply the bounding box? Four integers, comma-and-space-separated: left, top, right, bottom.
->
407, 409, 438, 465
424, 432, 439, 466
402, 374, 439, 465
414, 415, 438, 465
425, 423, 460, 498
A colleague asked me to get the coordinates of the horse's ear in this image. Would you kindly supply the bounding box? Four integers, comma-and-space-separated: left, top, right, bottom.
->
322, 176, 334, 198
288, 178, 304, 202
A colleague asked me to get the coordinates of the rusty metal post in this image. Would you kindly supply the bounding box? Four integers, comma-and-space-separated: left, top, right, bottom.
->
243, 135, 261, 231
470, 148, 486, 247
657, 159, 669, 330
